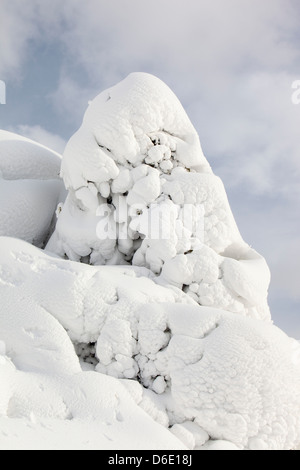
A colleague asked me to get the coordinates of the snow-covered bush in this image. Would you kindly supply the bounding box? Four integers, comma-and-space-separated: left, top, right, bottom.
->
0, 130, 64, 247
48, 73, 270, 321
1, 73, 299, 450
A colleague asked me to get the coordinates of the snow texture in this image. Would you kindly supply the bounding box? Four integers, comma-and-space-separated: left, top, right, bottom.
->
48, 73, 270, 321
0, 237, 299, 450
0, 130, 64, 247
0, 73, 299, 451
0, 245, 185, 450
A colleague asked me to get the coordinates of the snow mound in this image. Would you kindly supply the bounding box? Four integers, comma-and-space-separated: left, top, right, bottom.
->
1, 237, 299, 450
48, 73, 270, 321
0, 130, 61, 180
155, 304, 300, 450
0, 130, 64, 246
0, 237, 190, 346
0, 238, 186, 450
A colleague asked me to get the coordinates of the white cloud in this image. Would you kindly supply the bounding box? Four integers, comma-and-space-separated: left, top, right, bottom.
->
57, 0, 299, 78
50, 72, 96, 126
195, 71, 300, 197
0, 0, 67, 79
0, 1, 37, 79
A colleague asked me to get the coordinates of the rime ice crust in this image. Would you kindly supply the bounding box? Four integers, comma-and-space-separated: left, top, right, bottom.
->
61, 72, 210, 189
0, 249, 184, 451
0, 238, 299, 450
48, 73, 270, 321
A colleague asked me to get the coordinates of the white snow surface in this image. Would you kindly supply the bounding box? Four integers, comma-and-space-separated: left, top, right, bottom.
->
0, 237, 299, 450
0, 130, 64, 246
1, 73, 299, 450
0, 243, 185, 451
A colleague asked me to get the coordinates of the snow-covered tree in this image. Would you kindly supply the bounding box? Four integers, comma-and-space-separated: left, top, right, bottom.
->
0, 74, 299, 450
48, 73, 270, 321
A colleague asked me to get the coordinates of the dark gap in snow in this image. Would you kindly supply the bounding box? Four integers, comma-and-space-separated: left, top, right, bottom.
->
98, 143, 112, 153
201, 323, 220, 339
80, 253, 91, 265
75, 342, 98, 367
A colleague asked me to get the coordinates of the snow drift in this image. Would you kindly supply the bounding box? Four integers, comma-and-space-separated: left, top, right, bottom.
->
0, 130, 64, 247
0, 73, 299, 450
0, 237, 299, 450
0, 243, 185, 450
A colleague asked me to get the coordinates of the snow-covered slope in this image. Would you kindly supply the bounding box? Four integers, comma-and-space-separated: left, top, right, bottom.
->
0, 73, 299, 450
0, 237, 299, 450
0, 130, 61, 180
0, 240, 186, 451
0, 130, 64, 247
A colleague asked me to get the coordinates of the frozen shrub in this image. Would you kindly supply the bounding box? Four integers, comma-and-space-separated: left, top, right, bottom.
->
48, 73, 270, 320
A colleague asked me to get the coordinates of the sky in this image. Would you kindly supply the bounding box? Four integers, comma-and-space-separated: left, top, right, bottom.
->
0, 0, 299, 337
